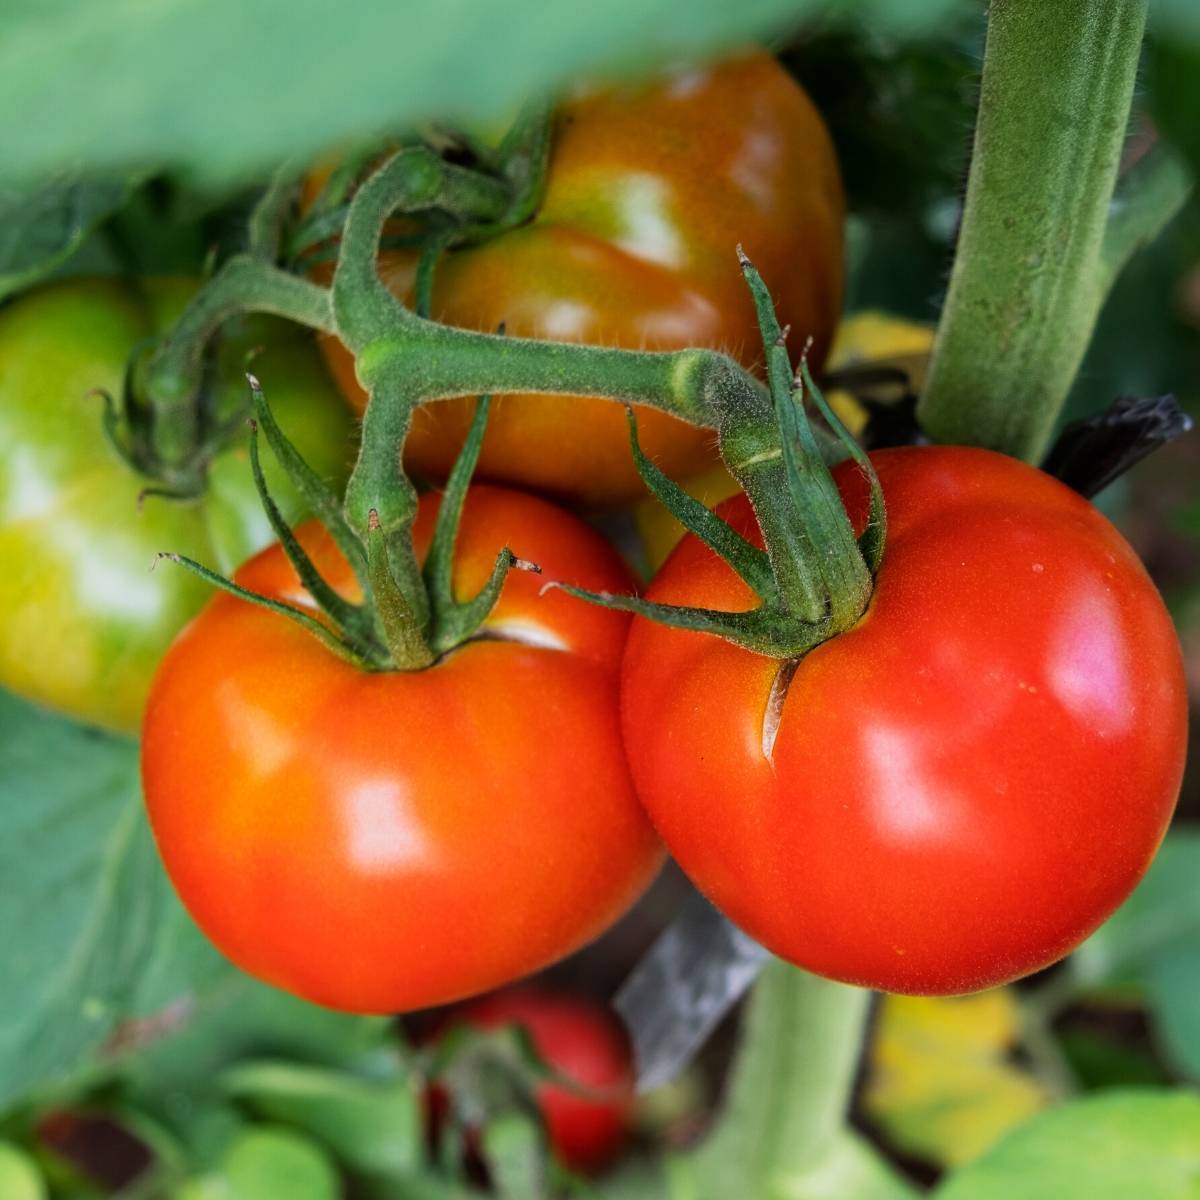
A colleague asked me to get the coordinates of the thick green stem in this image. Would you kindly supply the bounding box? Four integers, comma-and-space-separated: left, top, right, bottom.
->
687, 963, 871, 1195
919, 0, 1150, 460
141, 256, 334, 466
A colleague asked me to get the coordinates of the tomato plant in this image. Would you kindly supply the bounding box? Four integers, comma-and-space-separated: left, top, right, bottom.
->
0, 278, 352, 732
141, 484, 662, 1014
621, 446, 1187, 995
314, 51, 844, 504
434, 987, 634, 1174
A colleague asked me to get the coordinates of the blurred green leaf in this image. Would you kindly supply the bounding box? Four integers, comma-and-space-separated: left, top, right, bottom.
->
220, 1060, 422, 1183
1148, 39, 1200, 185
1056, 1027, 1172, 1091
0, 173, 138, 300
0, 688, 387, 1118
0, 0, 962, 187
0, 1142, 46, 1200
175, 1127, 340, 1200
933, 1089, 1200, 1199
0, 688, 193, 1109
1073, 832, 1200, 1080
1073, 832, 1200, 987
1152, 0, 1200, 43
1148, 951, 1200, 1080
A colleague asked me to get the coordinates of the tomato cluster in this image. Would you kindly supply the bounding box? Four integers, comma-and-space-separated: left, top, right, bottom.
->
7, 50, 1186, 1164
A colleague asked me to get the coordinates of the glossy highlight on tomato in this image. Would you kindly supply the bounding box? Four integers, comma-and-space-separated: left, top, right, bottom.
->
0, 278, 353, 732
621, 447, 1187, 995
439, 987, 634, 1173
141, 485, 663, 1013
316, 52, 844, 504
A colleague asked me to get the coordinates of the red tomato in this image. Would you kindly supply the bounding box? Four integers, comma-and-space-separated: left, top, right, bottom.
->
314, 52, 843, 504
438, 987, 634, 1174
621, 447, 1187, 995
141, 486, 663, 1013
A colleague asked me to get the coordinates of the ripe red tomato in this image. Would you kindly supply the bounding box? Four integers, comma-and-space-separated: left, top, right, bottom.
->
314, 52, 843, 504
141, 486, 663, 1013
621, 447, 1187, 995
436, 987, 634, 1174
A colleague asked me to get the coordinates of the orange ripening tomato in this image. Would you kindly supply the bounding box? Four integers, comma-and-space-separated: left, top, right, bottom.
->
313, 52, 844, 504
141, 486, 663, 1013
621, 447, 1187, 996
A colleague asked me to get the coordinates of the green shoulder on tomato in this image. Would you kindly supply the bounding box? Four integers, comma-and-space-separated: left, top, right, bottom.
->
0, 277, 354, 733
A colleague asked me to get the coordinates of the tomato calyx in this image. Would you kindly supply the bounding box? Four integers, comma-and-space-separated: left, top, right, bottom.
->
549, 254, 887, 661
162, 380, 538, 671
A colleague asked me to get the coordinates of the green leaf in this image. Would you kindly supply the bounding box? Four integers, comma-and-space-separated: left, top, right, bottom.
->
176, 1128, 340, 1200
220, 1060, 422, 1183
1148, 37, 1200, 181
1071, 832, 1200, 1081
0, 0, 961, 187
0, 172, 137, 299
1073, 832, 1200, 988
1148, 950, 1200, 1081
0, 1142, 46, 1200
933, 1089, 1200, 1200
0, 687, 386, 1119
0, 688, 193, 1108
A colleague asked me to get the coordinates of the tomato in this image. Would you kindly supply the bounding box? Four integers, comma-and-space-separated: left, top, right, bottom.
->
315, 52, 843, 504
0, 278, 353, 733
141, 485, 663, 1014
435, 987, 634, 1174
621, 447, 1187, 995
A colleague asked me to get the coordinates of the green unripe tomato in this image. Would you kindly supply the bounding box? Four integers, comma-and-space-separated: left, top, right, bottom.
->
0, 277, 354, 733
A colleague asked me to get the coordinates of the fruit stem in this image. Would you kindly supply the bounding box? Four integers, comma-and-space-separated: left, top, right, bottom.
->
919, 0, 1157, 460
139, 255, 334, 468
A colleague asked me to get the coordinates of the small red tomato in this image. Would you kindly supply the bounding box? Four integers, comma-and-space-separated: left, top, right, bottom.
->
621, 446, 1187, 995
440, 987, 634, 1173
142, 486, 663, 1013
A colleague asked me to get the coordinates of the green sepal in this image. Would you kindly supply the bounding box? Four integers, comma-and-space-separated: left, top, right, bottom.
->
495, 97, 555, 228
155, 553, 369, 667
545, 583, 827, 659
247, 375, 371, 593
624, 405, 775, 600
366, 510, 436, 669
414, 221, 455, 318
432, 548, 542, 655
798, 358, 888, 575
90, 386, 137, 474
246, 414, 379, 651
737, 249, 827, 621
423, 392, 492, 615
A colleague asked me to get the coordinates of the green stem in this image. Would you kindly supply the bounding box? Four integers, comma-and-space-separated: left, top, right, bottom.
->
1100, 142, 1194, 291
140, 256, 334, 466
919, 0, 1150, 460
687, 963, 871, 1194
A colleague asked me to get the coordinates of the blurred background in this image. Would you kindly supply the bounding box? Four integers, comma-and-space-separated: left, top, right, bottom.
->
1, 1, 1198, 1196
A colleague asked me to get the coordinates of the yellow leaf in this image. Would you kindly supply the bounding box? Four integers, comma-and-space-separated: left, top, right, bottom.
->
864, 990, 1050, 1170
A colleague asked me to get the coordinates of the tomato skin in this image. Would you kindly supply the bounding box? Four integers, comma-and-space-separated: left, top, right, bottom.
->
317, 52, 843, 504
439, 988, 634, 1173
141, 485, 663, 1014
621, 447, 1187, 995
0, 278, 353, 733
